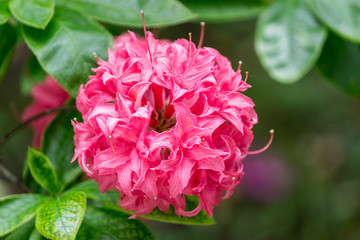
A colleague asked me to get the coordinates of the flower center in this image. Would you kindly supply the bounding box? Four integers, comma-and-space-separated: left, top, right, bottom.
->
152, 109, 176, 133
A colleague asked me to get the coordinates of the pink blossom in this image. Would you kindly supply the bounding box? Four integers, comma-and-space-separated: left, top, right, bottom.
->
22, 76, 70, 147
73, 27, 271, 217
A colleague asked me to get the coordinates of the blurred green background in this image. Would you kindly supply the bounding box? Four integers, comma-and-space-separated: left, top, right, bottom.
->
1, 18, 360, 240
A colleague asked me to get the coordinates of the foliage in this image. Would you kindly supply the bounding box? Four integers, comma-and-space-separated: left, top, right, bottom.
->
0, 0, 359, 239
0, 0, 359, 94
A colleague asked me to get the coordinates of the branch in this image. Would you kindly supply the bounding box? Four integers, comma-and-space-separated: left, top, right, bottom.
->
0, 105, 76, 148
0, 156, 32, 193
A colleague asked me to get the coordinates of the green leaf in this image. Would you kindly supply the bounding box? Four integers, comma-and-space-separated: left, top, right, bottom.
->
76, 206, 155, 240
0, 0, 11, 24
28, 229, 47, 240
316, 32, 360, 97
5, 219, 46, 240
180, 0, 267, 22
68, 180, 120, 205
9, 0, 54, 29
73, 181, 215, 225
255, 0, 327, 83
36, 191, 86, 240
140, 195, 215, 225
0, 194, 48, 237
22, 6, 113, 97
41, 108, 83, 187
23, 160, 45, 194
310, 0, 360, 43
0, 23, 17, 83
5, 219, 34, 240
55, 0, 196, 27
20, 55, 47, 96
27, 147, 60, 194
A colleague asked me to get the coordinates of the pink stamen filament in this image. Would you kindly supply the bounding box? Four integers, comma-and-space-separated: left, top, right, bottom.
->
237, 71, 249, 90
108, 135, 117, 153
141, 10, 153, 63
236, 60, 242, 72
198, 22, 205, 48
188, 32, 192, 67
248, 129, 274, 155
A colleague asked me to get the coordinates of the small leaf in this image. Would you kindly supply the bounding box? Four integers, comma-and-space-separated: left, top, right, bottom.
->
180, 0, 267, 22
55, 0, 196, 27
0, 23, 17, 83
20, 55, 47, 96
73, 181, 215, 225
316, 32, 360, 97
310, 0, 360, 43
140, 195, 215, 225
68, 180, 120, 205
28, 228, 47, 240
76, 206, 155, 240
9, 0, 54, 29
27, 147, 60, 195
5, 218, 34, 240
22, 6, 113, 96
0, 0, 11, 24
0, 194, 48, 237
255, 0, 327, 83
36, 191, 86, 240
5, 219, 47, 240
23, 160, 45, 194
41, 107, 83, 187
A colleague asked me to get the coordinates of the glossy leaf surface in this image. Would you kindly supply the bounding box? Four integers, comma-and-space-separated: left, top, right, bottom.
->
0, 194, 48, 236
22, 6, 113, 96
55, 0, 196, 27
0, 23, 17, 83
310, 0, 360, 43
35, 191, 86, 240
41, 108, 83, 187
180, 0, 266, 22
27, 147, 60, 194
317, 33, 360, 97
9, 0, 54, 29
76, 206, 155, 240
255, 0, 327, 83
0, 0, 11, 24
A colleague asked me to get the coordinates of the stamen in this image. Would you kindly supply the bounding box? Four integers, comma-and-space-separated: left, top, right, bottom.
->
154, 196, 158, 201
93, 52, 99, 62
198, 22, 205, 48
236, 61, 242, 72
248, 129, 274, 155
108, 135, 117, 153
73, 117, 78, 123
141, 10, 153, 63
188, 32, 192, 65
232, 177, 236, 186
238, 71, 249, 90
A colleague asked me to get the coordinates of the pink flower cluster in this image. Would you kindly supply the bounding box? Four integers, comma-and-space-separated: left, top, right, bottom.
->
72, 31, 260, 217
22, 76, 70, 147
